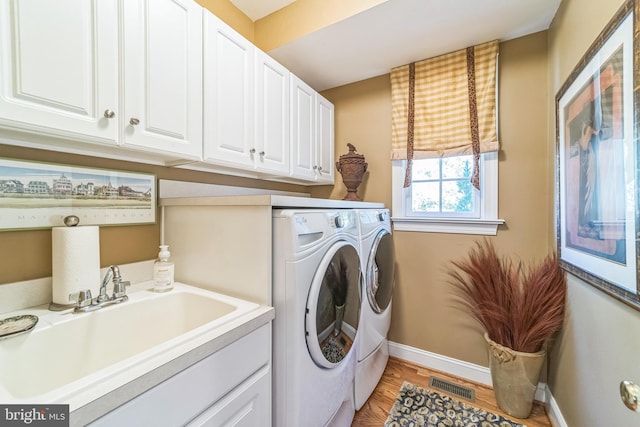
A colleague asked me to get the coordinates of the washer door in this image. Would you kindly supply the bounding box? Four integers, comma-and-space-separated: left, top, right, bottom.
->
367, 230, 395, 313
305, 241, 361, 368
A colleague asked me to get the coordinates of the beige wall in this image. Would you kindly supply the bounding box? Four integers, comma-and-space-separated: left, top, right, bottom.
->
316, 31, 551, 366
195, 0, 254, 42
196, 0, 388, 51
548, 0, 640, 425
254, 0, 387, 51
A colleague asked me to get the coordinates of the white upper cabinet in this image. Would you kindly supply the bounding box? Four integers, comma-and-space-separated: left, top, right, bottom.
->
290, 74, 335, 183
0, 0, 203, 161
290, 75, 316, 180
316, 94, 335, 183
0, 0, 119, 144
122, 0, 203, 160
254, 49, 290, 175
203, 12, 255, 168
202, 12, 291, 176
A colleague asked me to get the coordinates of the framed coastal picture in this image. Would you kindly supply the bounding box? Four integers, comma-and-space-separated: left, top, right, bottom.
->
555, 0, 640, 308
0, 158, 156, 230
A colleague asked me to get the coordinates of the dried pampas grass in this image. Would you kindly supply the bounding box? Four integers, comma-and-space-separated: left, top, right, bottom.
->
449, 239, 567, 353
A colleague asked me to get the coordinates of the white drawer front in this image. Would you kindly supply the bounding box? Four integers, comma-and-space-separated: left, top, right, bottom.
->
90, 324, 271, 427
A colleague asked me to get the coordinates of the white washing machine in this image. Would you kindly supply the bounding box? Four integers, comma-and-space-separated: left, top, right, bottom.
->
272, 209, 362, 427
354, 209, 395, 410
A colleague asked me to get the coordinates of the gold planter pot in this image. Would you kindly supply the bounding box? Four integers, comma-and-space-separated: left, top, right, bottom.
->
484, 333, 545, 419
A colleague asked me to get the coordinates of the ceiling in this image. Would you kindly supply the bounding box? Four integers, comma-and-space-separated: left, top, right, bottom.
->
229, 0, 296, 21
232, 0, 561, 91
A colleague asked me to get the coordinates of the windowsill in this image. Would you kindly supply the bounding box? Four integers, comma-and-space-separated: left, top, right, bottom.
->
391, 217, 505, 235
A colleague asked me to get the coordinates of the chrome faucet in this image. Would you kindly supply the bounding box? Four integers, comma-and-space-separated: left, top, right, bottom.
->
98, 265, 123, 302
71, 265, 130, 313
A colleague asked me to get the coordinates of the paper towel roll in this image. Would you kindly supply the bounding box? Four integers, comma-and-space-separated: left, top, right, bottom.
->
52, 226, 101, 305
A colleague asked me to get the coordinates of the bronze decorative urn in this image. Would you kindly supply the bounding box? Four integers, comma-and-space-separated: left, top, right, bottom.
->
336, 143, 367, 201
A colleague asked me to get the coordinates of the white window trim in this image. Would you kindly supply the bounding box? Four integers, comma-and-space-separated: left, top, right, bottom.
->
391, 152, 505, 235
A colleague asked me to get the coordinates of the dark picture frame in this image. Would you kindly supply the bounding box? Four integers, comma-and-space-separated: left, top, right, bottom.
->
555, 0, 640, 309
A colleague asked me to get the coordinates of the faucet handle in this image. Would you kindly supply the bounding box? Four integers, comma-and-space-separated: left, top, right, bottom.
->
70, 289, 93, 308
113, 281, 131, 299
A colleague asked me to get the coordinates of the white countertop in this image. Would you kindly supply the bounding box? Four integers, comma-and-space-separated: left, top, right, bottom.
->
159, 194, 385, 209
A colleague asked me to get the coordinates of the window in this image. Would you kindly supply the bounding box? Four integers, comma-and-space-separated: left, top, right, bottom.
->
409, 155, 479, 217
392, 152, 504, 235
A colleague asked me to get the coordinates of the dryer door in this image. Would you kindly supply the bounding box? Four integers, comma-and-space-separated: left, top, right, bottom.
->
305, 241, 361, 368
366, 230, 395, 313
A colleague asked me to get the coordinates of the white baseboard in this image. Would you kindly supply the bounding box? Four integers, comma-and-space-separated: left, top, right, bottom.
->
388, 341, 557, 413
545, 388, 569, 427
389, 340, 493, 387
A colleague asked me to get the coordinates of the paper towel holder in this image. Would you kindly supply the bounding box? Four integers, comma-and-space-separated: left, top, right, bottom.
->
63, 215, 80, 227
48, 215, 93, 312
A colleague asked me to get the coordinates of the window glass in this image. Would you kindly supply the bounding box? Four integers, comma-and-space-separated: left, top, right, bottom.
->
411, 159, 439, 180
442, 156, 473, 179
411, 181, 440, 212
409, 155, 479, 217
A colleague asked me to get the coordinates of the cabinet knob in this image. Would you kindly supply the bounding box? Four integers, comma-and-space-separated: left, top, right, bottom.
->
259, 151, 265, 156
249, 148, 256, 154
317, 166, 323, 172
313, 165, 318, 170
129, 117, 140, 126
103, 109, 115, 119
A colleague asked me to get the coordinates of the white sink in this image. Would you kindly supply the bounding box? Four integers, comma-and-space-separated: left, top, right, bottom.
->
0, 282, 262, 410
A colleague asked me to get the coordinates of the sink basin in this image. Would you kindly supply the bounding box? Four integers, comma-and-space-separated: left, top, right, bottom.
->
0, 282, 263, 410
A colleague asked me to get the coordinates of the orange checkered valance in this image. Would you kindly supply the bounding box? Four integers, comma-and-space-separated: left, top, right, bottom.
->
390, 41, 499, 188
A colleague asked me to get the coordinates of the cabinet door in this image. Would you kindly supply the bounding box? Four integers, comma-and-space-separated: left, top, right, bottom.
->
203, 12, 254, 168
186, 367, 271, 427
122, 0, 203, 160
289, 74, 316, 180
254, 50, 290, 175
0, 0, 118, 144
316, 94, 335, 183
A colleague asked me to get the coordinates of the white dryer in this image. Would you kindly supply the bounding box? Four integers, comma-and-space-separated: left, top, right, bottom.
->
354, 209, 395, 410
272, 209, 362, 427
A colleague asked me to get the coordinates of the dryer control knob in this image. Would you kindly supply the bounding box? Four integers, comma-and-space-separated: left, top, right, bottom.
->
334, 216, 344, 228
378, 212, 385, 222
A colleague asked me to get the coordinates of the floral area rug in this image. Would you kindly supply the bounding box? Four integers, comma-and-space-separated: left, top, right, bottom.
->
385, 381, 526, 427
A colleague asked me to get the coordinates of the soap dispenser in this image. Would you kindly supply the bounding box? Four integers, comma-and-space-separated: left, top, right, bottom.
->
153, 245, 174, 292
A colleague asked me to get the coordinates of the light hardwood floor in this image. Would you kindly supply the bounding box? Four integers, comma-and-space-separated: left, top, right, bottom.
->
352, 357, 551, 426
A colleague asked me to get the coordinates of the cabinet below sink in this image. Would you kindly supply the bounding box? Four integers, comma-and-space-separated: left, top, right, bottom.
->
88, 324, 271, 427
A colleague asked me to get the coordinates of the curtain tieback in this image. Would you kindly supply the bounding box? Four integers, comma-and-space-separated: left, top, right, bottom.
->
466, 46, 481, 190
404, 62, 416, 188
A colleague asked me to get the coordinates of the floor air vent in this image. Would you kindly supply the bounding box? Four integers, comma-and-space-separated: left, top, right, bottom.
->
428, 376, 476, 402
